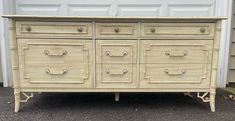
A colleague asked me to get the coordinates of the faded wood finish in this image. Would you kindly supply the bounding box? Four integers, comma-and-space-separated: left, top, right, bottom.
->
18, 39, 93, 88
2, 15, 224, 112
140, 23, 215, 39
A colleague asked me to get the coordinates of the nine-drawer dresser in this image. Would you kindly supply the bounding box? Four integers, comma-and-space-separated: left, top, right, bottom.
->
2, 15, 225, 112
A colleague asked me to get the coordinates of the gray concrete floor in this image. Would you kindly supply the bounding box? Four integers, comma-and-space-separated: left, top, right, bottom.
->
0, 87, 235, 121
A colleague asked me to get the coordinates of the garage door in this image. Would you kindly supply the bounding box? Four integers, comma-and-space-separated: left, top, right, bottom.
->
15, 0, 215, 16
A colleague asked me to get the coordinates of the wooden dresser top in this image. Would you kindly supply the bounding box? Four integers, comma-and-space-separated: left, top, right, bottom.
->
2, 15, 227, 20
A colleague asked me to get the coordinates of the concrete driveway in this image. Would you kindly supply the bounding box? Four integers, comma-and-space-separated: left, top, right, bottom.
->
0, 88, 234, 121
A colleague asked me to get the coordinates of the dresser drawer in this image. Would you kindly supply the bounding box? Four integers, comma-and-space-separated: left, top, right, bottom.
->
96, 23, 138, 37
140, 64, 211, 88
96, 40, 137, 63
18, 39, 93, 87
96, 64, 137, 88
140, 40, 213, 64
141, 23, 215, 39
16, 21, 92, 36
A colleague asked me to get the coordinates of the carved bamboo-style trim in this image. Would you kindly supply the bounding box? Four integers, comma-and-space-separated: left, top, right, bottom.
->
9, 19, 20, 88
83, 47, 89, 80
201, 45, 209, 79
9, 19, 21, 112
208, 20, 222, 112
143, 46, 151, 79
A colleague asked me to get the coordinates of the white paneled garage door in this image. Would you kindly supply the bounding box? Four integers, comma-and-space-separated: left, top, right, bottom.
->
15, 0, 215, 16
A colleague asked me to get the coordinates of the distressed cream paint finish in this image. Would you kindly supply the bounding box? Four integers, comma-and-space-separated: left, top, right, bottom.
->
2, 15, 225, 112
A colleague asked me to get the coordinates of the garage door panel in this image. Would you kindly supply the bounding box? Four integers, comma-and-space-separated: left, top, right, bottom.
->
68, 4, 113, 16
16, 4, 62, 15
117, 4, 163, 16
15, 0, 215, 17
168, 4, 214, 16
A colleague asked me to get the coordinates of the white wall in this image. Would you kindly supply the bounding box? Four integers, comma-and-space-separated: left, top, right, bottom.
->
215, 0, 233, 87
0, 0, 231, 87
0, 0, 15, 87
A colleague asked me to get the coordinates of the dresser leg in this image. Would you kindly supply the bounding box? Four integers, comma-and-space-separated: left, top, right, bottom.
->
210, 92, 216, 112
115, 93, 120, 102
14, 92, 20, 112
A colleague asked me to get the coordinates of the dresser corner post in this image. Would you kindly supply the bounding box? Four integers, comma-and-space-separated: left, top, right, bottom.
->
210, 90, 216, 112
210, 20, 222, 112
14, 91, 20, 112
8, 18, 21, 112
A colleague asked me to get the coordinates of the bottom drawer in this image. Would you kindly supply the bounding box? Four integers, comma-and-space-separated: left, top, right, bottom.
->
140, 64, 211, 88
96, 64, 137, 88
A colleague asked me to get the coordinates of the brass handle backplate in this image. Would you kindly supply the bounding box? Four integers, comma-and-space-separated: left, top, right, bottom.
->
45, 68, 68, 75
165, 50, 187, 57
44, 49, 68, 56
105, 69, 128, 75
105, 50, 128, 57
164, 69, 186, 76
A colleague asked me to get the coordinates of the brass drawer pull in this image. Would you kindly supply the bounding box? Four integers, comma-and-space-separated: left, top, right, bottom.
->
44, 49, 68, 56
77, 27, 83, 32
26, 26, 32, 32
105, 69, 128, 75
165, 50, 187, 57
164, 69, 186, 76
150, 27, 156, 33
105, 50, 128, 57
45, 68, 68, 75
200, 27, 206, 33
114, 27, 119, 33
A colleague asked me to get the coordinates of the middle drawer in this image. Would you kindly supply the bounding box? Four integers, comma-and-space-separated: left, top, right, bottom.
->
96, 23, 138, 37
96, 40, 138, 63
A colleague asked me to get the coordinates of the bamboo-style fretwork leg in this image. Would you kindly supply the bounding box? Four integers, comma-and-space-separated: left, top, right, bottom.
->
115, 92, 120, 102
210, 91, 216, 112
196, 92, 216, 112
8, 19, 22, 112
14, 91, 34, 112
14, 90, 20, 112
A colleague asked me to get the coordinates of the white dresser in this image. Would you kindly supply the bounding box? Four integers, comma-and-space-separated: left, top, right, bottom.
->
2, 15, 225, 112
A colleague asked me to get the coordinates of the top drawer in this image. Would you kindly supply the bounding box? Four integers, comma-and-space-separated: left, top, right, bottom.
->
16, 21, 92, 37
141, 23, 215, 39
96, 23, 138, 37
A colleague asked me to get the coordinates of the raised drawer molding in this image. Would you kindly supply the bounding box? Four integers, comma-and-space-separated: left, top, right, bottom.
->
2, 15, 225, 112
